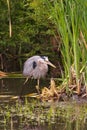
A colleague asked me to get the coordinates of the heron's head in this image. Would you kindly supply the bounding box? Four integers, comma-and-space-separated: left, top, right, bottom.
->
40, 56, 56, 68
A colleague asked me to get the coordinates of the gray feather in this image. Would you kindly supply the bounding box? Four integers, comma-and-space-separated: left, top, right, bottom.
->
23, 56, 48, 79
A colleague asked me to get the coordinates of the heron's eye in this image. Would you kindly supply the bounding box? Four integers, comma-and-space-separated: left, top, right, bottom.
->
33, 61, 37, 69
40, 56, 48, 61
40, 56, 45, 60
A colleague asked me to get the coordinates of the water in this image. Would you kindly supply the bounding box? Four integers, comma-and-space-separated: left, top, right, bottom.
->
0, 77, 87, 130
0, 77, 50, 95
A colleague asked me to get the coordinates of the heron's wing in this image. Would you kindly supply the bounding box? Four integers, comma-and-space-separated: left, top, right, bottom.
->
23, 60, 33, 77
23, 57, 38, 77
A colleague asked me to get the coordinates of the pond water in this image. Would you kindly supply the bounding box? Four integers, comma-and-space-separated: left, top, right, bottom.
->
0, 77, 50, 95
0, 76, 87, 130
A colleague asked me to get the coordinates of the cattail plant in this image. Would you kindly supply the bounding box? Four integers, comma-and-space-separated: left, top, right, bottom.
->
46, 0, 87, 95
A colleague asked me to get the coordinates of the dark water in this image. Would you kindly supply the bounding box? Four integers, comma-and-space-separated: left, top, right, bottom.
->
0, 77, 87, 130
0, 78, 50, 95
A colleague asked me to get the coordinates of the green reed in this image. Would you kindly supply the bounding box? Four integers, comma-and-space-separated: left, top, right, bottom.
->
46, 0, 87, 91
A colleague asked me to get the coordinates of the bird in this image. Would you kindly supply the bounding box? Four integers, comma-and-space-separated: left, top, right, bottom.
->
23, 55, 56, 93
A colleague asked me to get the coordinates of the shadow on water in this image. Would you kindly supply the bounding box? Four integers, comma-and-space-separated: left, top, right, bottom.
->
0, 76, 87, 130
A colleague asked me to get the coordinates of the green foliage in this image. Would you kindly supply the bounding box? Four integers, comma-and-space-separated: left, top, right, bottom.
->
45, 0, 87, 91
0, 0, 57, 71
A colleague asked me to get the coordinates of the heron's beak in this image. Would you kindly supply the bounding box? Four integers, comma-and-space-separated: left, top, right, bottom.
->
47, 61, 56, 68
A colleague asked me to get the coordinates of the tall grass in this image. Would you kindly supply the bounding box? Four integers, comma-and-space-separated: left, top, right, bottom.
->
46, 0, 87, 93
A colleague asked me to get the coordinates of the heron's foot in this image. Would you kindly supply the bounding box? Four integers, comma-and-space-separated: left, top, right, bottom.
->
36, 85, 40, 95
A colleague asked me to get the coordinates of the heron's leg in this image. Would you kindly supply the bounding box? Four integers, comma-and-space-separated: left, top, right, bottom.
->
37, 79, 40, 87
24, 77, 29, 85
36, 79, 40, 94
19, 77, 29, 97
19, 77, 29, 99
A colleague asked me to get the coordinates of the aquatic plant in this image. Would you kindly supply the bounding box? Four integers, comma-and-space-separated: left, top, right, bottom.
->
45, 0, 87, 95
0, 98, 87, 130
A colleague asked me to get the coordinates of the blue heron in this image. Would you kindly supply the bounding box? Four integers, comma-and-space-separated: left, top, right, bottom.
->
23, 55, 56, 93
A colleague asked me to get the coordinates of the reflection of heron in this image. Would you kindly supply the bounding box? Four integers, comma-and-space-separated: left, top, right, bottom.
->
23, 55, 56, 93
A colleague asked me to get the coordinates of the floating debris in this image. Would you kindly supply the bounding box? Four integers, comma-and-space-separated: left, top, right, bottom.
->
25, 93, 39, 98
0, 95, 12, 98
0, 71, 7, 77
